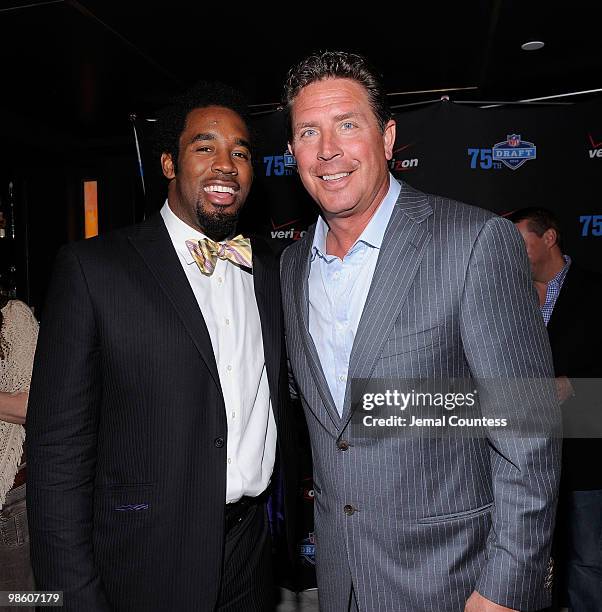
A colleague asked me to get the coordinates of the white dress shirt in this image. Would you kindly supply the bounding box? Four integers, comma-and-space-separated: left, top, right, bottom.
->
161, 202, 276, 503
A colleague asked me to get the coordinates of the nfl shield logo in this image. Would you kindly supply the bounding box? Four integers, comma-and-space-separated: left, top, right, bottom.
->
492, 133, 537, 170
298, 531, 316, 566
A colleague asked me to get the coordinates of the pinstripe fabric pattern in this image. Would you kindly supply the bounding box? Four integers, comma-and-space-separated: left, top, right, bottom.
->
217, 505, 273, 611
281, 182, 561, 612
26, 213, 297, 611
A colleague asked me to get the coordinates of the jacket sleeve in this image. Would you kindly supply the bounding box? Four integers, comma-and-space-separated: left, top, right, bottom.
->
26, 244, 111, 611
459, 216, 561, 611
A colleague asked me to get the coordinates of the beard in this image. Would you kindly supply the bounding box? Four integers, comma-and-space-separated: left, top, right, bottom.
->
195, 201, 241, 241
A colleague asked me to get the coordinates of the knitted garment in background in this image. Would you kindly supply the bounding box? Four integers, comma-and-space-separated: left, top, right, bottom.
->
0, 300, 38, 509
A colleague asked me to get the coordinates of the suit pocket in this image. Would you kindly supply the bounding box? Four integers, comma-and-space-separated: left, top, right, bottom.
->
95, 483, 155, 517
380, 325, 442, 358
416, 501, 494, 524
93, 483, 158, 600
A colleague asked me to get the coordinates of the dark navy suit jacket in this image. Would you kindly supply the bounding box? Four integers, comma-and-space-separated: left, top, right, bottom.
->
27, 213, 297, 611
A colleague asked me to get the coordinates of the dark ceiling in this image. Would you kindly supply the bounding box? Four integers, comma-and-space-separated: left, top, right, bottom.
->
1, 0, 600, 148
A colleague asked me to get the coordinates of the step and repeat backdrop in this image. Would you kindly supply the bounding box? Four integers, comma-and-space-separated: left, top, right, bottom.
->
243, 99, 602, 272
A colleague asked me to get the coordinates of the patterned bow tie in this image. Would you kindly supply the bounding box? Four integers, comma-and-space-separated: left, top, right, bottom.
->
185, 235, 252, 276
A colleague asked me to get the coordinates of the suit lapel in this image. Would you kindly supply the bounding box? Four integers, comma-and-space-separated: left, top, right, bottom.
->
251, 238, 282, 424
129, 213, 222, 393
340, 186, 433, 427
293, 225, 341, 429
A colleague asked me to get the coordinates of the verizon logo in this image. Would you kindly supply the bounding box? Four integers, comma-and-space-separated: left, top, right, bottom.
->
588, 133, 602, 158
270, 219, 307, 240
391, 143, 419, 171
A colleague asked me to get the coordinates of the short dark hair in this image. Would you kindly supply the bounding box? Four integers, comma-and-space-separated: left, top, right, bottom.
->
506, 207, 563, 250
282, 50, 391, 141
155, 81, 252, 172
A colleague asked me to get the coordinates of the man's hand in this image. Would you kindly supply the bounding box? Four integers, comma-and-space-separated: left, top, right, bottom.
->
555, 375, 574, 404
464, 591, 517, 612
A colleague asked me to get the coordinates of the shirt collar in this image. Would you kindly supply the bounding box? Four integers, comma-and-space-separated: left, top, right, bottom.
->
549, 254, 572, 288
310, 174, 401, 261
160, 200, 208, 265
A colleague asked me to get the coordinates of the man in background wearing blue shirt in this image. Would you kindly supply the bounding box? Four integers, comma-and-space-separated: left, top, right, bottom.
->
511, 207, 602, 612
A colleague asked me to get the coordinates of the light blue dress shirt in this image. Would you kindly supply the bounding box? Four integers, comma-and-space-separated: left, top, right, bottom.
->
308, 175, 401, 416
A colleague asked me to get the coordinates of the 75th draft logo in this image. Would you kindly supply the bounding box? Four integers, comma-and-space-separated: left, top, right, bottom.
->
468, 134, 537, 171
298, 531, 316, 567
263, 151, 296, 176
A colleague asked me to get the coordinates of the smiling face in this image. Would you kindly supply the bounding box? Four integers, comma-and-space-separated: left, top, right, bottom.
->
161, 105, 253, 240
288, 78, 395, 223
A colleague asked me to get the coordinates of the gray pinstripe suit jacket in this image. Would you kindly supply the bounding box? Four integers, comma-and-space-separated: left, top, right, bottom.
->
281, 182, 561, 612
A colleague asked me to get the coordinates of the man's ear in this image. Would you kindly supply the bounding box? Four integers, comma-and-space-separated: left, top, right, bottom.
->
287, 142, 294, 155
544, 227, 558, 248
161, 153, 176, 179
383, 119, 396, 160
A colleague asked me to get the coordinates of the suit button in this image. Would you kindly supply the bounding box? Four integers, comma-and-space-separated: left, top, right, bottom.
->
214, 437, 224, 448
343, 504, 356, 516
337, 440, 350, 451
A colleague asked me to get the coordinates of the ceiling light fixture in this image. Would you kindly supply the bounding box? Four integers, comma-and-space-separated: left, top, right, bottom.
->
521, 41, 545, 51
